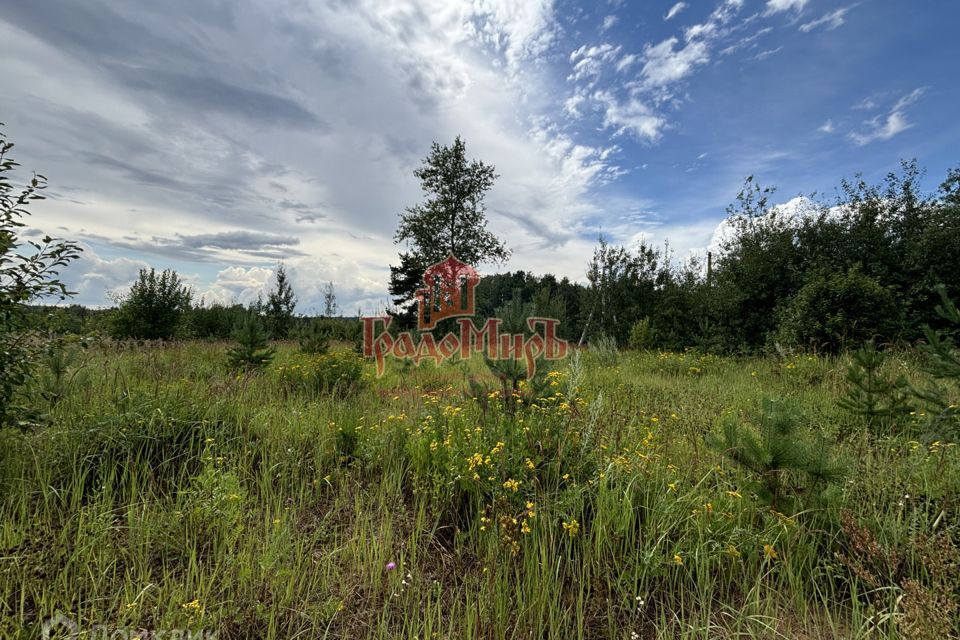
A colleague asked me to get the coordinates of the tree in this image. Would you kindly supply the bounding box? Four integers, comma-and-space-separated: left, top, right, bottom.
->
322, 281, 338, 317
226, 312, 275, 370
1, 124, 82, 425
389, 136, 510, 326
264, 263, 296, 339
112, 268, 192, 340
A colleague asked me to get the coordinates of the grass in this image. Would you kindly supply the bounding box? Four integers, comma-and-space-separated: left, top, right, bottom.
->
1, 341, 958, 639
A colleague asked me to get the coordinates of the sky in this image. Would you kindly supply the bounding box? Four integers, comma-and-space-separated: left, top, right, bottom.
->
1, 0, 958, 314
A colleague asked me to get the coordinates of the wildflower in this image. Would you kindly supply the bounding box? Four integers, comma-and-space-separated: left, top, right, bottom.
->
181, 599, 203, 616
525, 458, 535, 470
703, 502, 714, 514
491, 441, 505, 455
725, 544, 741, 558
763, 544, 778, 560
521, 520, 531, 535
725, 490, 742, 499
385, 561, 397, 571
562, 519, 580, 537
667, 482, 677, 492
673, 554, 683, 565
502, 478, 521, 492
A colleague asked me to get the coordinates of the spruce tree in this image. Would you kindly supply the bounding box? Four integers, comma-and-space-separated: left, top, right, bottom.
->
838, 340, 911, 432
226, 312, 275, 370
264, 264, 297, 339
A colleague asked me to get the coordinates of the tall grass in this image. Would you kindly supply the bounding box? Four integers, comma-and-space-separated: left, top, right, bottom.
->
0, 343, 957, 638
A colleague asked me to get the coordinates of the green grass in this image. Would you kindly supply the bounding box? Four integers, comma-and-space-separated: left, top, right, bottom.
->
1, 342, 957, 639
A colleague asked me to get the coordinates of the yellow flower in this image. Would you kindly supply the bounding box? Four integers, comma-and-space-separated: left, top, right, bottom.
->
726, 490, 742, 499
763, 544, 778, 560
667, 482, 677, 492
502, 478, 521, 492
725, 544, 740, 558
562, 519, 580, 537
521, 520, 531, 535
525, 458, 535, 470
673, 554, 683, 565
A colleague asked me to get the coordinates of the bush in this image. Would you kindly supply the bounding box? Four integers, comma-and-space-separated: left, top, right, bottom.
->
276, 350, 365, 397
775, 265, 900, 352
112, 268, 192, 340
298, 319, 331, 354
628, 317, 653, 350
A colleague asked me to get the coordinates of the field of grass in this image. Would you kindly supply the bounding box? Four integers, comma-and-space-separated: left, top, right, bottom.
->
1, 342, 958, 639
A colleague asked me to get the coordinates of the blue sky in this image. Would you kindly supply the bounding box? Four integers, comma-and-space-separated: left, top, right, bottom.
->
1, 0, 957, 312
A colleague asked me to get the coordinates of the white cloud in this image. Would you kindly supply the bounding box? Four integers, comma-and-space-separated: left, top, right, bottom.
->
600, 14, 618, 32
664, 2, 688, 20
818, 119, 835, 133
640, 37, 710, 89
764, 0, 808, 15
595, 91, 668, 142
568, 43, 621, 83
848, 88, 925, 146
799, 6, 855, 32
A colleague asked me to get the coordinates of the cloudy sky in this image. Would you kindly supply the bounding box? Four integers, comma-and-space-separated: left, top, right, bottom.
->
2, 0, 957, 313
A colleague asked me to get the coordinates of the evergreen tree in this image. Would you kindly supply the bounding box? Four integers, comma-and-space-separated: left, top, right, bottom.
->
389, 137, 509, 327
707, 398, 844, 511
264, 264, 296, 339
838, 341, 912, 432
226, 312, 275, 370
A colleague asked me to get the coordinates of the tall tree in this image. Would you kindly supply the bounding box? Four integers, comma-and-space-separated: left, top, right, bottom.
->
264, 263, 297, 339
389, 136, 510, 325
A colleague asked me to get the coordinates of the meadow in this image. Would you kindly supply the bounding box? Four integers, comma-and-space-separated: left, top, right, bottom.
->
1, 341, 958, 639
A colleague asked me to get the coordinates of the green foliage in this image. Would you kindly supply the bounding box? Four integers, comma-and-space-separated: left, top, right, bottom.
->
583, 238, 661, 346
226, 312, 275, 370
112, 268, 192, 340
298, 318, 331, 354
628, 317, 653, 350
588, 333, 619, 366
276, 350, 365, 397
914, 286, 960, 440
478, 295, 549, 415
707, 398, 844, 511
389, 136, 509, 325
0, 124, 81, 426
775, 266, 900, 351
264, 263, 297, 339
838, 341, 912, 432
189, 300, 247, 339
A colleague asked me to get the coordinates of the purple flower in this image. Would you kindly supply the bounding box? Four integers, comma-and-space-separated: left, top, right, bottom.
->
385, 562, 397, 572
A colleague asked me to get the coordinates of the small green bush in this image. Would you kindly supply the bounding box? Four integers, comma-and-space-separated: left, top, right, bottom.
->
276, 350, 365, 397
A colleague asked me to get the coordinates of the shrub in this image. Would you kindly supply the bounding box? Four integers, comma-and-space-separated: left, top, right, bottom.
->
774, 265, 900, 352
628, 317, 653, 350
1, 125, 81, 426
276, 350, 365, 397
298, 319, 331, 354
112, 268, 192, 340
